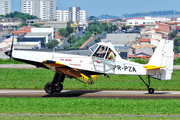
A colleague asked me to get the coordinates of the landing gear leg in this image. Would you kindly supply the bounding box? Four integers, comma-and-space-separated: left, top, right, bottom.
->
44, 73, 66, 94
138, 75, 154, 94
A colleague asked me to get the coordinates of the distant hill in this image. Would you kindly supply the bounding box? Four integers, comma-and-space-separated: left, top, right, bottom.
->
88, 10, 180, 20
122, 10, 180, 18
97, 14, 120, 19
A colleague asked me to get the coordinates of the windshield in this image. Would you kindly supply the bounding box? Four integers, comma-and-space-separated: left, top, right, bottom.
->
89, 44, 99, 53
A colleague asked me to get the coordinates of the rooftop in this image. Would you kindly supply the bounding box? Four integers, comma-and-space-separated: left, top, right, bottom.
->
25, 32, 50, 37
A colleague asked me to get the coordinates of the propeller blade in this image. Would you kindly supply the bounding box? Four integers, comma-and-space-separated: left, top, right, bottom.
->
10, 33, 14, 58
7, 34, 14, 74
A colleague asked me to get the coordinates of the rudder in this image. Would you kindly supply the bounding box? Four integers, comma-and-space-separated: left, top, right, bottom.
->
148, 39, 174, 80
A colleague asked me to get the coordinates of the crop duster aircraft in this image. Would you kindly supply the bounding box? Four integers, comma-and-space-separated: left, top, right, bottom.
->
5, 39, 174, 94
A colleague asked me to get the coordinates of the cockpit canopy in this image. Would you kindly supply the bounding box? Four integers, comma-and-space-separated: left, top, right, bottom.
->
89, 42, 118, 60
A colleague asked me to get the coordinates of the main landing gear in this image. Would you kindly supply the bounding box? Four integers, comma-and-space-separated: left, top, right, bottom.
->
138, 75, 154, 94
44, 73, 65, 94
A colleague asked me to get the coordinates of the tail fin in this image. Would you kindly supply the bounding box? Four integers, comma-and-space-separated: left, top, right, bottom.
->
148, 39, 174, 80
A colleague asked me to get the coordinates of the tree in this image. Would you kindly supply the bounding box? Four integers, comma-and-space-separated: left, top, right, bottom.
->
169, 30, 178, 39
88, 16, 97, 20
32, 23, 39, 27
67, 35, 76, 46
59, 28, 68, 38
5, 11, 37, 21
174, 37, 180, 46
46, 39, 59, 49
66, 25, 73, 35
44, 26, 51, 28
174, 46, 179, 54
63, 45, 69, 49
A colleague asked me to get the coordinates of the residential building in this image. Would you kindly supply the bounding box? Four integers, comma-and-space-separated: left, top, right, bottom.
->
79, 10, 87, 24
0, 0, 11, 15
56, 10, 69, 21
1, 22, 21, 32
126, 17, 171, 27
56, 7, 87, 24
21, 0, 40, 17
12, 26, 36, 36
26, 19, 41, 26
126, 18, 156, 26
128, 44, 155, 60
39, 0, 56, 20
21, 0, 56, 20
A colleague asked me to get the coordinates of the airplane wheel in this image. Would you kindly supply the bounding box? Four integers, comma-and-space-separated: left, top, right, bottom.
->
148, 88, 154, 94
55, 82, 63, 92
44, 82, 55, 94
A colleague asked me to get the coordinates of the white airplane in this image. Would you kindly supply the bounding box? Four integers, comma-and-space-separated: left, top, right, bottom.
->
5, 39, 174, 94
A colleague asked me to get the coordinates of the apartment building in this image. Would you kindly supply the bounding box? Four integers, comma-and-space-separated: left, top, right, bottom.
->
39, 0, 56, 20
21, 0, 56, 20
56, 7, 87, 24
56, 10, 69, 21
21, 0, 40, 17
0, 0, 11, 15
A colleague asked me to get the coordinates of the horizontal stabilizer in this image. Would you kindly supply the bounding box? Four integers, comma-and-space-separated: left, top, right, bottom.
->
143, 65, 165, 70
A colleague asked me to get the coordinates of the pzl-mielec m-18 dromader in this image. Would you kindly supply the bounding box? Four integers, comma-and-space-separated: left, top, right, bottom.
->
5, 39, 174, 94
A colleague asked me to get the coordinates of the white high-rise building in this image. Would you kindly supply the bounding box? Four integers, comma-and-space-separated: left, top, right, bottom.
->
56, 7, 87, 24
21, 0, 56, 20
79, 10, 87, 24
21, 0, 40, 17
56, 10, 69, 21
39, 0, 56, 20
0, 0, 11, 15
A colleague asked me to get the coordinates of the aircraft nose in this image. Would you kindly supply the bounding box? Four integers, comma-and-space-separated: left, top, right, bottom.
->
4, 51, 11, 57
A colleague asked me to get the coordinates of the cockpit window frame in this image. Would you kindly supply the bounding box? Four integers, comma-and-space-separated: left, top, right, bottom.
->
89, 44, 99, 53
92, 45, 109, 59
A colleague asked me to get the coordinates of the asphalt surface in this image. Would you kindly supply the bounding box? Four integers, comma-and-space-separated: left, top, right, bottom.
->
0, 89, 180, 99
0, 51, 9, 59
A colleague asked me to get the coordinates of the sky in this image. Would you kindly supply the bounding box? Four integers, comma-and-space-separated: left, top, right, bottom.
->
11, 0, 180, 17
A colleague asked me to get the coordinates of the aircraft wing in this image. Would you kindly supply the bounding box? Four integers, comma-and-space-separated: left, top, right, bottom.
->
42, 60, 99, 84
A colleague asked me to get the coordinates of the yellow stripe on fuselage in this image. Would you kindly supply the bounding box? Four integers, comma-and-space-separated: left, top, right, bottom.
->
43, 60, 66, 67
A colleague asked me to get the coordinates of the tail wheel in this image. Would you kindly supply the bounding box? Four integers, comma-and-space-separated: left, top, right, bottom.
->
148, 88, 154, 94
44, 82, 55, 94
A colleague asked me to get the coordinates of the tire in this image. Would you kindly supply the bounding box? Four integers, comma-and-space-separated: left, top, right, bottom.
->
55, 82, 63, 93
148, 88, 154, 94
44, 82, 55, 94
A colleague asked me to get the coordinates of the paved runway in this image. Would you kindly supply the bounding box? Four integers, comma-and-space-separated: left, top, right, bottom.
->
0, 89, 180, 99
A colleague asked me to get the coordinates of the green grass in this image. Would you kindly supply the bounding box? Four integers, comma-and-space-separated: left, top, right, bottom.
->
0, 116, 180, 120
0, 58, 24, 64
0, 69, 180, 90
0, 98, 180, 115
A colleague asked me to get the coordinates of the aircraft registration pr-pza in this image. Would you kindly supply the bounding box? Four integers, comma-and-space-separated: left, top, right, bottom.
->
114, 65, 136, 72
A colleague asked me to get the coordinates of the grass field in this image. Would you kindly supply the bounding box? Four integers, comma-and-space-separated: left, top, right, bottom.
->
1, 116, 180, 120
0, 66, 180, 119
0, 68, 180, 90
0, 58, 24, 64
0, 97, 180, 115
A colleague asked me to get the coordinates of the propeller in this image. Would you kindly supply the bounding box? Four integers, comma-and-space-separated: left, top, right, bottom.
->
5, 34, 14, 58
5, 34, 14, 74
